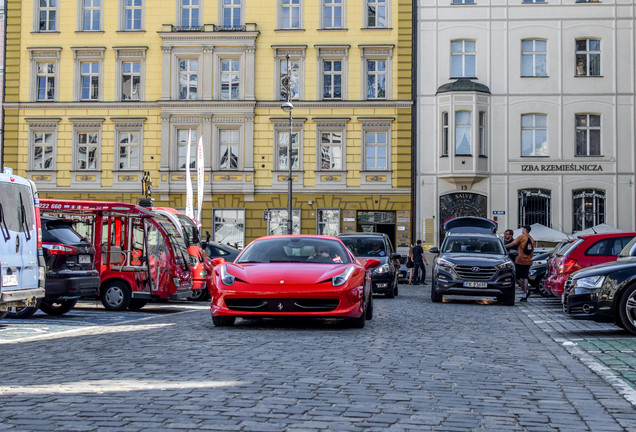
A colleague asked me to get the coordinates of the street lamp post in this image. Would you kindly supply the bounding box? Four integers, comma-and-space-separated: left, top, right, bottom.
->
281, 53, 294, 235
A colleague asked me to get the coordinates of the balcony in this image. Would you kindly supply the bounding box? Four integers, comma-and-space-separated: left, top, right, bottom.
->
161, 23, 258, 33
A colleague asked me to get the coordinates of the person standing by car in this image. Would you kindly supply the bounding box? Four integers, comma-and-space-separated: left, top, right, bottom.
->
406, 243, 415, 284
412, 240, 429, 285
503, 229, 516, 261
505, 225, 535, 302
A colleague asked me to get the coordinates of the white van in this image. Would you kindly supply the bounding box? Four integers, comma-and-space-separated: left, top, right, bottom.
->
0, 171, 46, 319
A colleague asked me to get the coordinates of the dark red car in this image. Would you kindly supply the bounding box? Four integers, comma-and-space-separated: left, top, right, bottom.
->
544, 232, 636, 300
209, 235, 380, 328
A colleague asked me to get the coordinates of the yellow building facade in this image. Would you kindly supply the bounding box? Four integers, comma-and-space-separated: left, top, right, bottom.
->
4, 0, 412, 249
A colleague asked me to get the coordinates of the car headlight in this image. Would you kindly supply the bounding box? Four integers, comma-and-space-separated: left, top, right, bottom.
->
572, 275, 605, 294
496, 262, 514, 270
373, 264, 390, 275
219, 264, 235, 286
436, 258, 458, 279
333, 265, 355, 287
438, 257, 455, 268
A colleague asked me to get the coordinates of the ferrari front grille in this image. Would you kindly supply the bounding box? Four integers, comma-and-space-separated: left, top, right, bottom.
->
225, 298, 339, 312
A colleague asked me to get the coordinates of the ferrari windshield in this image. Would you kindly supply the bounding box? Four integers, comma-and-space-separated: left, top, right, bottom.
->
237, 237, 352, 264
442, 236, 505, 255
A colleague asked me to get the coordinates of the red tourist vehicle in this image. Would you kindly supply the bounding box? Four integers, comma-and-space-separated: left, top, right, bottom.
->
39, 199, 192, 311
152, 207, 213, 300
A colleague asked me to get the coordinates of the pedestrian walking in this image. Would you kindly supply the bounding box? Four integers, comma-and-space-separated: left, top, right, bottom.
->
411, 240, 429, 285
406, 244, 415, 284
504, 225, 535, 302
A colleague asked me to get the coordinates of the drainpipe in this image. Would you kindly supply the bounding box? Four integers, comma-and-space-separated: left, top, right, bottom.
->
0, 2, 7, 170
410, 0, 418, 245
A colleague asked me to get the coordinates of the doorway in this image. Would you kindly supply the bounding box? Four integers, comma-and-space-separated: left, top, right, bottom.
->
356, 211, 396, 249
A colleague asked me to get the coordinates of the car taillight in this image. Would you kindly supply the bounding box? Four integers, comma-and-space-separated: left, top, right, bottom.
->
42, 242, 77, 255
561, 258, 577, 273
35, 203, 43, 249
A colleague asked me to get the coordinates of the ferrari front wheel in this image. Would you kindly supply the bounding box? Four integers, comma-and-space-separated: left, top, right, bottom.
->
347, 300, 366, 329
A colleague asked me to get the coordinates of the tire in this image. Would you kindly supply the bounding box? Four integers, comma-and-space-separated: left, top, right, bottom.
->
39, 299, 77, 316
431, 281, 443, 303
187, 288, 210, 302
128, 299, 148, 311
385, 284, 395, 298
618, 284, 636, 335
501, 291, 515, 306
366, 292, 374, 320
7, 299, 41, 319
537, 279, 550, 297
212, 315, 236, 327
347, 297, 367, 328
101, 281, 131, 311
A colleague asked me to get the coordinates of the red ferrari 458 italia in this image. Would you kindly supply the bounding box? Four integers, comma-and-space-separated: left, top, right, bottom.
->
210, 235, 380, 328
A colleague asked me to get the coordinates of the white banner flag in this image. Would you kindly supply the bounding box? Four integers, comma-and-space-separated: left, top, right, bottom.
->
185, 129, 194, 220
196, 135, 204, 228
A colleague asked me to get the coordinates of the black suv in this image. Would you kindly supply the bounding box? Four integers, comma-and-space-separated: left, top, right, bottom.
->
337, 232, 401, 298
430, 217, 515, 305
8, 218, 100, 318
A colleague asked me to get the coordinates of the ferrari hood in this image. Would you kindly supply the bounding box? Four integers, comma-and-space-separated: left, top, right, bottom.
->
228, 263, 348, 285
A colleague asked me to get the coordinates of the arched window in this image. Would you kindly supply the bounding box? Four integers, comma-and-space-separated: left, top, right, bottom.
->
573, 189, 605, 232
518, 189, 551, 227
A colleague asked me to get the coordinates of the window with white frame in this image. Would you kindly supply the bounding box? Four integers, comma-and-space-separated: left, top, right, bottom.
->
80, 0, 102, 31
115, 47, 146, 101
113, 120, 144, 171
73, 48, 104, 101
80, 62, 100, 100
521, 39, 547, 77
322, 60, 342, 99
451, 40, 476, 78
220, 59, 240, 100
221, 0, 242, 28
317, 209, 340, 236
121, 0, 143, 31
177, 129, 198, 170
441, 112, 449, 156
478, 111, 486, 156
364, 129, 388, 170
361, 46, 392, 100
178, 59, 198, 100
576, 39, 601, 77
365, 0, 387, 28
180, 0, 200, 28
366, 59, 386, 99
31, 131, 56, 170
219, 129, 239, 170
268, 209, 301, 235
521, 114, 547, 156
36, 63, 56, 101
575, 114, 601, 156
573, 189, 605, 232
322, 0, 343, 29
317, 46, 348, 100
36, 0, 57, 31
213, 209, 245, 248
318, 131, 343, 170
455, 111, 471, 155
74, 126, 101, 171
29, 48, 61, 102
275, 125, 300, 171
275, 48, 304, 100
279, 0, 301, 29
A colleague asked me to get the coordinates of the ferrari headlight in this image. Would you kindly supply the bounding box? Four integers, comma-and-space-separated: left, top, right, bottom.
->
333, 266, 355, 287
496, 262, 514, 271
572, 275, 605, 293
219, 264, 235, 286
373, 264, 390, 275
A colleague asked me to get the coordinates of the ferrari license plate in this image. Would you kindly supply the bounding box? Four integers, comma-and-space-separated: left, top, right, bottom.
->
2, 274, 18, 286
79, 255, 91, 264
464, 281, 488, 288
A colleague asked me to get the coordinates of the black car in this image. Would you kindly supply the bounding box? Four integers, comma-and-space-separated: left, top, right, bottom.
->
337, 232, 401, 298
203, 241, 241, 263
564, 260, 636, 335
430, 217, 516, 305
8, 218, 100, 318
528, 251, 552, 297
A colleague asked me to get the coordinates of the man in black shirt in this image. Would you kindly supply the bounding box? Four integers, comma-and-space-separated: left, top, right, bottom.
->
411, 240, 429, 285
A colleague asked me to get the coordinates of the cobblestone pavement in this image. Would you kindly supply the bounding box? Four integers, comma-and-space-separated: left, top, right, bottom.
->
1, 286, 636, 431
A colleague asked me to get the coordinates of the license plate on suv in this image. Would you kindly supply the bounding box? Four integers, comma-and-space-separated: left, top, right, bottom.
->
464, 281, 488, 288
79, 255, 91, 264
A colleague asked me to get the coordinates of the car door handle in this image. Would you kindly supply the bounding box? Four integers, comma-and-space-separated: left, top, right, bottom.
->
15, 236, 20, 253
6, 266, 18, 273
